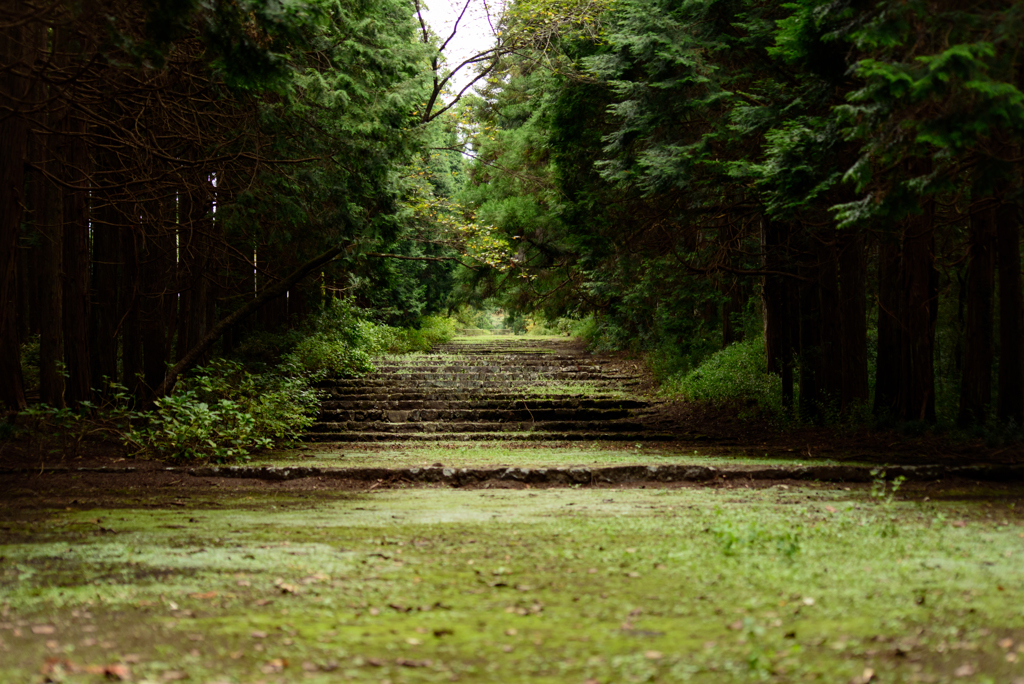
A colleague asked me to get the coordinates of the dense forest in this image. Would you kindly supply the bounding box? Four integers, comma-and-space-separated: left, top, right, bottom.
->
2, 0, 1023, 447
457, 0, 1024, 429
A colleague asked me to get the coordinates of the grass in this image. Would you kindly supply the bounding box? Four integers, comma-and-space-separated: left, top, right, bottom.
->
265, 443, 873, 470
2, 485, 1023, 683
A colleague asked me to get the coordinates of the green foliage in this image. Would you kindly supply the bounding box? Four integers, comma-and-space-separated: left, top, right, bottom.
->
662, 337, 786, 416
131, 359, 320, 463
17, 380, 139, 459
18, 334, 40, 396
285, 297, 379, 377
283, 298, 462, 378
288, 330, 377, 378
451, 305, 497, 331
711, 516, 802, 561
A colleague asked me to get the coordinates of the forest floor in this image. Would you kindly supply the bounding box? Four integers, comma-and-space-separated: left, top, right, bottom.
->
1, 336, 1023, 683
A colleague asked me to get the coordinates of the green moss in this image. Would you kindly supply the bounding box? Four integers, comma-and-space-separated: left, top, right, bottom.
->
1, 488, 1023, 682
268, 442, 872, 469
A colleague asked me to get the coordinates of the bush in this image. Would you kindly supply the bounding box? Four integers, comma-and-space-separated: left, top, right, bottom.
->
284, 299, 462, 375
287, 330, 377, 377
131, 359, 321, 463
661, 337, 785, 415
18, 379, 138, 458
452, 305, 495, 330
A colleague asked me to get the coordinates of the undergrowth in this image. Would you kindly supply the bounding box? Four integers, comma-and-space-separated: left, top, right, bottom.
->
9, 298, 463, 464
130, 359, 322, 463
660, 336, 786, 417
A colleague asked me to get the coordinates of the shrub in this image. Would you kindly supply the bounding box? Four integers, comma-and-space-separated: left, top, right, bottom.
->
18, 379, 138, 458
285, 299, 462, 375
287, 330, 376, 377
131, 359, 321, 463
452, 305, 495, 330
661, 337, 785, 415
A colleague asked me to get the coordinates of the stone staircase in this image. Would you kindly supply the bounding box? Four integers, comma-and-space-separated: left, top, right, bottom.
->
303, 338, 673, 443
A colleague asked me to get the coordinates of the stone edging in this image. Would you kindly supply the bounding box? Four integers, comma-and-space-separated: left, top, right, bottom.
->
2, 463, 1021, 485
186, 463, 1023, 485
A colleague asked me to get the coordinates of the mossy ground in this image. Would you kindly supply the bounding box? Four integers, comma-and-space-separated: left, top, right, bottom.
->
268, 443, 869, 470
2, 480, 1024, 683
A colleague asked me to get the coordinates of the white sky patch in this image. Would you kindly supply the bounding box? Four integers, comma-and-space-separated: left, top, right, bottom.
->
418, 0, 503, 93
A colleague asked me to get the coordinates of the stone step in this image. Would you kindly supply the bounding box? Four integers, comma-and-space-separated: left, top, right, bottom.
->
316, 407, 635, 423
371, 363, 605, 372
321, 390, 644, 402
303, 431, 675, 443
376, 353, 591, 361
362, 369, 617, 379
319, 397, 653, 411
320, 374, 640, 385
307, 419, 648, 434
302, 337, 660, 444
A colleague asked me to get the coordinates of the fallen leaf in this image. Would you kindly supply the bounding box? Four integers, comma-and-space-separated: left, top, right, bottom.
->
32, 625, 57, 635
951, 520, 967, 528
260, 658, 286, 674
505, 628, 518, 636
728, 620, 744, 631
999, 638, 1014, 649
825, 506, 837, 513
954, 663, 975, 677
251, 630, 268, 639
849, 667, 875, 684
162, 670, 188, 681
406, 637, 422, 646
802, 597, 815, 606
105, 663, 131, 681
644, 650, 663, 660
396, 658, 433, 668
188, 591, 217, 600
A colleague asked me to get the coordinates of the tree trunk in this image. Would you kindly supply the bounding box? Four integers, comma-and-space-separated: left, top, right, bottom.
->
839, 231, 869, 411
122, 226, 143, 399
60, 110, 93, 408
153, 242, 351, 400
761, 217, 793, 407
797, 249, 822, 423
958, 200, 996, 427
997, 198, 1023, 423
0, 20, 34, 411
32, 132, 65, 407
874, 232, 901, 417
140, 200, 175, 402
817, 235, 842, 409
91, 195, 121, 392
897, 202, 937, 422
